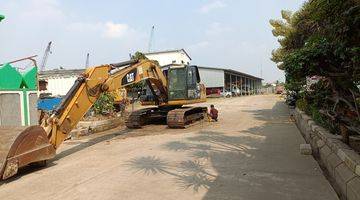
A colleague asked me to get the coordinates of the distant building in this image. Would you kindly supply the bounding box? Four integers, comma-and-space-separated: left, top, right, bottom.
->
145, 49, 191, 66
38, 69, 83, 96
145, 49, 261, 95
197, 66, 262, 96
39, 50, 262, 97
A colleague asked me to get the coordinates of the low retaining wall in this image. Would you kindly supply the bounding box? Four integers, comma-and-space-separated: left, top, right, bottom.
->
293, 108, 360, 200
70, 117, 124, 139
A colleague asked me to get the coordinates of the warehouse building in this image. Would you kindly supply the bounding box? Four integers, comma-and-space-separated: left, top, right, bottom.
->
40, 49, 262, 97
38, 68, 83, 96
198, 66, 262, 96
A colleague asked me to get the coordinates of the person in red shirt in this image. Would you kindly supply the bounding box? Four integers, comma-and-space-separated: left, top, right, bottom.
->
209, 104, 218, 121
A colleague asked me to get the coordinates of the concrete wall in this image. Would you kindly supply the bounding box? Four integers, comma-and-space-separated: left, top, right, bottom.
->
28, 92, 38, 125
0, 91, 38, 126
146, 51, 191, 66
198, 68, 225, 88
294, 108, 360, 200
0, 93, 22, 126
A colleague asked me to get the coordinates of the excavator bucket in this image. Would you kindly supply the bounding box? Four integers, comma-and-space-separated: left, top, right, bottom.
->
0, 125, 55, 180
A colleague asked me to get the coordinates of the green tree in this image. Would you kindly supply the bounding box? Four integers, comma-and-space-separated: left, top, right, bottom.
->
270, 0, 360, 143
131, 51, 160, 66
131, 51, 147, 60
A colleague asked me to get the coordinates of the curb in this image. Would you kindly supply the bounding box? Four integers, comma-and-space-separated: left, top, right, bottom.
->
293, 108, 360, 200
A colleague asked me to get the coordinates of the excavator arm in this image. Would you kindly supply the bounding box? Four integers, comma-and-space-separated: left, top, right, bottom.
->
0, 59, 168, 179
47, 59, 167, 148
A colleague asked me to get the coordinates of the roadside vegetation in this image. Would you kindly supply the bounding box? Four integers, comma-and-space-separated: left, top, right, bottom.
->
93, 92, 116, 115
270, 0, 360, 144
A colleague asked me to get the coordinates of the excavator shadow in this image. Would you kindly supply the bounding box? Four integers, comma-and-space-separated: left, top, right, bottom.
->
0, 129, 133, 185
51, 129, 133, 163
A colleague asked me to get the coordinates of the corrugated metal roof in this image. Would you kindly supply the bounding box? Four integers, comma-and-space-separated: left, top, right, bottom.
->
198, 66, 262, 80
38, 64, 262, 81
38, 68, 84, 79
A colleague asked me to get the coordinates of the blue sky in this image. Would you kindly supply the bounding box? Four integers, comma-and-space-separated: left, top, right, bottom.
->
0, 0, 305, 82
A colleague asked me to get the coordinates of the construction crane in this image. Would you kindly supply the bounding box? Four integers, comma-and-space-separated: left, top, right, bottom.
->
85, 53, 90, 68
147, 26, 155, 52
39, 41, 52, 72
0, 59, 207, 180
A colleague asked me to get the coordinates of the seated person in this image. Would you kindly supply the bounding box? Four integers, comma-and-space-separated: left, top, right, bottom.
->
208, 104, 218, 121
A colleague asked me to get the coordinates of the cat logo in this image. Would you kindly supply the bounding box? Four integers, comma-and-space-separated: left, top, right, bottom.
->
121, 68, 137, 85
126, 73, 135, 83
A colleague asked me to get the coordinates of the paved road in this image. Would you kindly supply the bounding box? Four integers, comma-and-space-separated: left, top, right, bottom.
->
0, 95, 338, 200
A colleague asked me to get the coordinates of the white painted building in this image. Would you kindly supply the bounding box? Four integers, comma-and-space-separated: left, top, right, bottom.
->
38, 69, 83, 96
145, 49, 191, 66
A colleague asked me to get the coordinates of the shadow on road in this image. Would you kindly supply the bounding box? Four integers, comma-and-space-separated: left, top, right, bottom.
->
125, 130, 253, 194
51, 129, 132, 162
125, 100, 327, 199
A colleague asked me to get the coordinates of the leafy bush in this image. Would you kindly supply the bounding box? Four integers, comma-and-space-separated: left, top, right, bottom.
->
296, 98, 308, 112
93, 92, 115, 115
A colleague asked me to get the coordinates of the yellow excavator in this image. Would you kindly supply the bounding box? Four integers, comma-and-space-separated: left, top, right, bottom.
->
0, 59, 207, 180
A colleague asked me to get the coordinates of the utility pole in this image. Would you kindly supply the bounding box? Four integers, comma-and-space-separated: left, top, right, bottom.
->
147, 26, 155, 52
85, 53, 90, 68
40, 41, 52, 72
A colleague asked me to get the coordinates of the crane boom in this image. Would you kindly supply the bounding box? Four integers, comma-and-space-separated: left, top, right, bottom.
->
85, 53, 90, 68
147, 26, 154, 52
40, 41, 52, 71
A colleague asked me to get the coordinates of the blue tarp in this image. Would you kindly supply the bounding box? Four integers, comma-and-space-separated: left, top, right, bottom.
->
38, 97, 62, 111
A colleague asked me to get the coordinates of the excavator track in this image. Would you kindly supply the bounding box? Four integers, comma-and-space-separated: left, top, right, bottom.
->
125, 107, 169, 128
167, 107, 207, 128
126, 106, 207, 129
125, 108, 154, 128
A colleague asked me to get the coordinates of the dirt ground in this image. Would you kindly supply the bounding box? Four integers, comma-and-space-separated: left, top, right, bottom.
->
0, 95, 338, 200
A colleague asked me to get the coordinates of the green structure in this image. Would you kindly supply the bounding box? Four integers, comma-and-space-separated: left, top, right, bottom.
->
0, 63, 38, 126
0, 63, 23, 89
21, 66, 37, 89
0, 15, 4, 22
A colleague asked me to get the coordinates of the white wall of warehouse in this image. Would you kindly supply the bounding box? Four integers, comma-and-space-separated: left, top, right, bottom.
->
43, 76, 77, 96
198, 68, 224, 88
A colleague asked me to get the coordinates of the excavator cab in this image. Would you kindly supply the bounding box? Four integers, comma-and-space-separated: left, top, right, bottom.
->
167, 65, 202, 101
